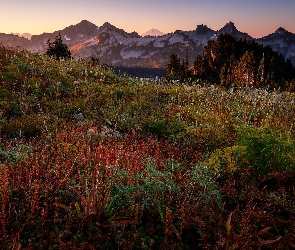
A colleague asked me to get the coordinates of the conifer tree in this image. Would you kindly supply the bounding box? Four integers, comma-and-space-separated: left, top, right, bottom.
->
166, 53, 181, 80
46, 33, 71, 60
235, 51, 256, 87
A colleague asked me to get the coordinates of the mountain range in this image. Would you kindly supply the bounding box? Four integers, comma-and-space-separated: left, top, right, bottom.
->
1, 20, 294, 68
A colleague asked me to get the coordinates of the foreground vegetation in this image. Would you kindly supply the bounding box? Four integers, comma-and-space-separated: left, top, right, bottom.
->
1, 45, 295, 249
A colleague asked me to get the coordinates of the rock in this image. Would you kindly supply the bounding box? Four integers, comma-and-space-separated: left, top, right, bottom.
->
75, 112, 85, 121
99, 125, 124, 138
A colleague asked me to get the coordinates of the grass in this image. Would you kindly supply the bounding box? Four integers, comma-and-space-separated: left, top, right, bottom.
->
0, 45, 295, 249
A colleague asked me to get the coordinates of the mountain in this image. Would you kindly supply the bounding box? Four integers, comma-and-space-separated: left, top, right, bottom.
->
256, 27, 295, 66
0, 20, 294, 68
141, 29, 165, 37
68, 22, 248, 68
0, 33, 30, 48
219, 21, 252, 40
11, 32, 32, 40
27, 20, 100, 52
70, 23, 207, 67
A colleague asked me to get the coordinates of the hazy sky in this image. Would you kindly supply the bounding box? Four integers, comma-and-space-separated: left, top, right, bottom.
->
1, 0, 294, 38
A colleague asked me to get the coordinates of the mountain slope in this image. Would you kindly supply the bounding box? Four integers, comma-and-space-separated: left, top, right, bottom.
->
0, 33, 30, 48
256, 27, 295, 66
26, 20, 100, 52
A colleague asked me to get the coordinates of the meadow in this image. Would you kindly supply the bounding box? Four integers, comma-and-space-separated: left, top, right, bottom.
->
0, 45, 295, 249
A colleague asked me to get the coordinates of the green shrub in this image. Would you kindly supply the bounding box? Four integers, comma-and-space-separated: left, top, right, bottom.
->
2, 66, 23, 85
0, 87, 13, 99
1, 115, 43, 138
236, 127, 295, 176
142, 119, 169, 137
3, 102, 21, 118
108, 160, 221, 220
186, 112, 236, 150
206, 145, 248, 175
0, 144, 33, 164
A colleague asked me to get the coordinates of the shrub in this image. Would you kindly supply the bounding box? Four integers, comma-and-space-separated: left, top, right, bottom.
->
206, 145, 248, 175
142, 119, 169, 137
186, 111, 236, 150
108, 160, 221, 221
236, 127, 295, 176
1, 115, 43, 138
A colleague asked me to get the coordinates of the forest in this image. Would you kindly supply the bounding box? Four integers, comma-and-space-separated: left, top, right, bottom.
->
166, 34, 295, 90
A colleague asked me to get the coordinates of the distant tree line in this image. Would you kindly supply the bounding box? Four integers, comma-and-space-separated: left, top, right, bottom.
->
166, 33, 295, 90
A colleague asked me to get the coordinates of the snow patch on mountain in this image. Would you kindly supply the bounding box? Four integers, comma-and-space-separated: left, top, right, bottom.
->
120, 49, 145, 59
64, 35, 71, 41
153, 40, 165, 47
136, 37, 155, 46
169, 33, 185, 44
286, 44, 295, 59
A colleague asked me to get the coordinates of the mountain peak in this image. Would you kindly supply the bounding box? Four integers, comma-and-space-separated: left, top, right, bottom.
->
80, 20, 91, 24
195, 24, 214, 35
76, 20, 97, 28
220, 21, 237, 33
102, 22, 112, 27
141, 28, 165, 37
98, 22, 121, 32
219, 21, 252, 39
275, 27, 287, 34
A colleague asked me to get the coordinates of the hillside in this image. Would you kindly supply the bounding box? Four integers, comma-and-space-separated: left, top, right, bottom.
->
0, 45, 295, 249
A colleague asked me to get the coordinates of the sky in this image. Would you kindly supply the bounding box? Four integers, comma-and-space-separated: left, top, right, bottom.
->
1, 0, 295, 38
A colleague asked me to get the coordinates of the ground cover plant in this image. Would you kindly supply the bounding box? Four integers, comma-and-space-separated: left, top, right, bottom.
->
0, 45, 295, 249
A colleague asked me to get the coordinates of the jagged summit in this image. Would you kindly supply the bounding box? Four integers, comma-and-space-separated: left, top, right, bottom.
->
275, 27, 287, 33
79, 20, 96, 26
219, 21, 237, 34
66, 20, 98, 31
195, 24, 214, 35
219, 21, 252, 39
101, 22, 115, 29
98, 22, 125, 34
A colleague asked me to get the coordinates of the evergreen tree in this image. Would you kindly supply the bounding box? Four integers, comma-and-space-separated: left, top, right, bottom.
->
166, 53, 181, 80
181, 49, 189, 77
234, 51, 256, 88
46, 33, 71, 60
